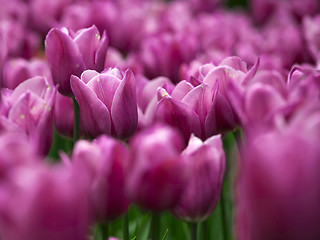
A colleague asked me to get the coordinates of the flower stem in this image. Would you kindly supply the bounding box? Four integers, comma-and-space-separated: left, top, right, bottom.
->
73, 97, 80, 142
189, 222, 198, 240
151, 212, 160, 240
123, 212, 129, 240
101, 221, 109, 240
220, 188, 228, 240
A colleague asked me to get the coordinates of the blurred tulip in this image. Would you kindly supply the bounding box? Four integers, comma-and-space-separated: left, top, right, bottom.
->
54, 92, 74, 138
71, 135, 129, 221
126, 125, 187, 211
0, 76, 56, 155
140, 32, 198, 83
0, 131, 39, 180
70, 68, 137, 139
172, 134, 225, 222
2, 58, 51, 89
236, 122, 320, 240
45, 25, 108, 96
0, 164, 92, 240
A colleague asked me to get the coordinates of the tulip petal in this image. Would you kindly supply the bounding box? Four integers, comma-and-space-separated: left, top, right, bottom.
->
10, 76, 52, 104
171, 80, 194, 101
80, 70, 100, 84
70, 75, 111, 137
45, 28, 85, 95
74, 25, 101, 70
95, 31, 108, 72
219, 56, 248, 72
155, 90, 201, 141
244, 83, 285, 124
111, 69, 137, 139
87, 74, 121, 111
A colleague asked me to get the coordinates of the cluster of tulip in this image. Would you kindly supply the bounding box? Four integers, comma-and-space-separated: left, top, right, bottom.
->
1, 0, 320, 239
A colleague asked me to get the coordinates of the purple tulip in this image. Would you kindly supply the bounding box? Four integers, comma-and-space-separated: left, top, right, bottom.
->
235, 119, 320, 240
136, 75, 171, 129
154, 57, 256, 141
45, 25, 108, 96
303, 15, 320, 63
250, 0, 318, 23
70, 135, 129, 221
0, 131, 39, 180
70, 68, 137, 139
140, 32, 198, 83
0, 164, 92, 240
54, 92, 74, 138
2, 58, 51, 89
0, 76, 56, 155
126, 125, 188, 211
172, 134, 225, 222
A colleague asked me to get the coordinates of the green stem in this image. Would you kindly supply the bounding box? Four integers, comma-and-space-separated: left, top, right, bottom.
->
123, 212, 129, 240
151, 212, 160, 240
73, 97, 80, 142
201, 219, 208, 240
189, 222, 198, 240
220, 188, 228, 240
101, 221, 109, 240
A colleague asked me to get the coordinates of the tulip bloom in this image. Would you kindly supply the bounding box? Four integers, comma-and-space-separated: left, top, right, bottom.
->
126, 125, 187, 211
155, 57, 254, 141
71, 135, 129, 221
0, 76, 56, 155
172, 134, 225, 222
45, 25, 108, 96
0, 164, 92, 240
54, 92, 74, 138
0, 131, 39, 180
236, 122, 320, 240
2, 58, 51, 89
70, 68, 137, 139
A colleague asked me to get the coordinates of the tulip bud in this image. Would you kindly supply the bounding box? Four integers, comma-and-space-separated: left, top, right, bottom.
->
70, 68, 137, 139
126, 125, 187, 211
71, 135, 129, 221
172, 134, 225, 222
45, 25, 108, 96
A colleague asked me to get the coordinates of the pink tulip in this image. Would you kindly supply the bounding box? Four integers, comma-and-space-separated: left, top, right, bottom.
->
45, 25, 108, 96
236, 118, 320, 240
126, 125, 187, 211
0, 164, 92, 240
172, 134, 225, 222
71, 68, 137, 139
71, 135, 129, 221
0, 76, 56, 155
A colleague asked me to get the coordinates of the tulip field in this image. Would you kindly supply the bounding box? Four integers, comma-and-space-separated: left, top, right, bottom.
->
1, 0, 320, 240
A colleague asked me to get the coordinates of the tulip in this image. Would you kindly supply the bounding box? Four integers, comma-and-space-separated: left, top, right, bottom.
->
303, 15, 320, 63
172, 134, 225, 222
126, 125, 187, 211
136, 75, 171, 129
71, 135, 129, 221
0, 164, 92, 240
45, 25, 108, 96
154, 56, 256, 141
0, 131, 39, 180
2, 58, 51, 89
54, 92, 74, 138
140, 32, 198, 83
236, 122, 320, 240
70, 68, 137, 139
0, 76, 56, 155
